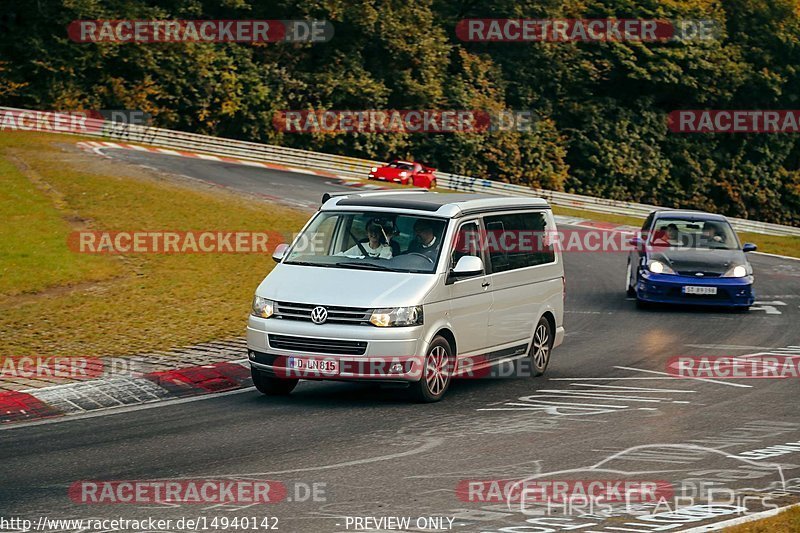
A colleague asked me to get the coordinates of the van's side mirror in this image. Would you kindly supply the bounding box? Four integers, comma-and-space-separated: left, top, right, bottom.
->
743, 243, 757, 253
272, 243, 289, 262
451, 256, 484, 277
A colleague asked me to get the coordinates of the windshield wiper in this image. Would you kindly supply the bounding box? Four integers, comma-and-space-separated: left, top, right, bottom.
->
284, 260, 322, 267
335, 261, 402, 272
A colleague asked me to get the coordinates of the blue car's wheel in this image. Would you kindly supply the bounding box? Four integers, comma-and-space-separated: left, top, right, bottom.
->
626, 261, 636, 298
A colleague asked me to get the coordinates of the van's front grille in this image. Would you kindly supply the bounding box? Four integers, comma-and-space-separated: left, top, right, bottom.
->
273, 301, 372, 325
268, 334, 367, 355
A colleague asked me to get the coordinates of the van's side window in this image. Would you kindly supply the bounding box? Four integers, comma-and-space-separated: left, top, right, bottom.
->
451, 221, 483, 270
484, 211, 554, 272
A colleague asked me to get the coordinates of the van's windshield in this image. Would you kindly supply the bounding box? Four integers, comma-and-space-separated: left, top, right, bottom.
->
284, 211, 448, 273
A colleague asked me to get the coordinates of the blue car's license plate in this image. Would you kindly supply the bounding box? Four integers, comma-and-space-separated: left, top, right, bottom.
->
683, 286, 717, 295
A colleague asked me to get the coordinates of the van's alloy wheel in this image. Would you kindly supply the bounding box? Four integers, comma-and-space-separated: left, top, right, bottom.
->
530, 317, 552, 377
426, 346, 449, 395
410, 336, 453, 402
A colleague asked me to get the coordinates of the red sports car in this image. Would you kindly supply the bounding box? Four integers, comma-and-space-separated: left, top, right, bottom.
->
368, 160, 437, 189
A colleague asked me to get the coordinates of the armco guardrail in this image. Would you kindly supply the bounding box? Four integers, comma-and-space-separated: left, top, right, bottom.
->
2, 106, 799, 236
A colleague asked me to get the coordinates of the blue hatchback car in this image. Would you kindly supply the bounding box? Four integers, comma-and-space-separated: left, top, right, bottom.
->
626, 210, 757, 309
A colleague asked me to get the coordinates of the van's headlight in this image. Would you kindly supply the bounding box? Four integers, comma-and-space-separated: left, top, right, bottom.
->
370, 306, 423, 327
648, 260, 675, 274
723, 265, 748, 278
252, 296, 274, 318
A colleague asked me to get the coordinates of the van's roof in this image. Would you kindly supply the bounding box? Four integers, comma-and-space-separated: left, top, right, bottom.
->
323, 191, 550, 218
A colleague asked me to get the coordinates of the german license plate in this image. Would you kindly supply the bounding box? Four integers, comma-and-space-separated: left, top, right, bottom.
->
288, 357, 338, 374
683, 286, 717, 295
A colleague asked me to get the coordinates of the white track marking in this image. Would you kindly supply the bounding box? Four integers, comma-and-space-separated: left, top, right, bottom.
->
685, 344, 773, 350
679, 502, 800, 532
223, 438, 444, 476
570, 384, 696, 393
534, 390, 673, 402
751, 300, 787, 315
551, 377, 689, 380
752, 250, 800, 262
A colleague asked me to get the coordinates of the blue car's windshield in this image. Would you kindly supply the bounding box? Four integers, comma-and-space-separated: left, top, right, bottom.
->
648, 218, 740, 250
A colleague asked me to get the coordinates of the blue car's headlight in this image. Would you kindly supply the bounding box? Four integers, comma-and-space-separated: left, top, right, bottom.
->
723, 265, 748, 278
647, 260, 675, 275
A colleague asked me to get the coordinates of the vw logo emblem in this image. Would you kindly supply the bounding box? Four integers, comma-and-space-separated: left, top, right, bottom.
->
311, 306, 328, 324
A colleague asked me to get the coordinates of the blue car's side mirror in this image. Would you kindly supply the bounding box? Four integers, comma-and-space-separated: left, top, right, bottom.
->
742, 243, 757, 253
627, 236, 644, 251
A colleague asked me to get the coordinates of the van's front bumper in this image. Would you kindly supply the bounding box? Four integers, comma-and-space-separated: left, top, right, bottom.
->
247, 316, 425, 382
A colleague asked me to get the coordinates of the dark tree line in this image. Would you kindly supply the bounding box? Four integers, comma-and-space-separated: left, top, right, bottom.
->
1, 0, 799, 224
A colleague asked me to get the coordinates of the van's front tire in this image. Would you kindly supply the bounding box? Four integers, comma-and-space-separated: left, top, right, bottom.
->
410, 336, 453, 403
252, 368, 298, 396
529, 317, 553, 377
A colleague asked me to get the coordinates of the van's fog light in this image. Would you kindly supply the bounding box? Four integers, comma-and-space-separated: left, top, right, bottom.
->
249, 351, 255, 359
390, 363, 404, 373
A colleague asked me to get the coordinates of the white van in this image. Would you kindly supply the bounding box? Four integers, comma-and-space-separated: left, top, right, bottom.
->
247, 191, 565, 402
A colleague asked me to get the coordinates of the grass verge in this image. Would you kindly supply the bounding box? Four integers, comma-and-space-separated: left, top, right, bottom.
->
0, 132, 309, 358
0, 153, 117, 295
723, 505, 800, 532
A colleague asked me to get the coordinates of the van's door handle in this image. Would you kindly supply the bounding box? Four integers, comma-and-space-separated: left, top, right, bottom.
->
481, 281, 491, 288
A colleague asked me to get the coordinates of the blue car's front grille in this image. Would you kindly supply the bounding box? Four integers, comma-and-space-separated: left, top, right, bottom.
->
675, 270, 722, 278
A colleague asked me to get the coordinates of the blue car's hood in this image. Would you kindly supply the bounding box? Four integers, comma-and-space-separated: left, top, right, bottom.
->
648, 247, 747, 276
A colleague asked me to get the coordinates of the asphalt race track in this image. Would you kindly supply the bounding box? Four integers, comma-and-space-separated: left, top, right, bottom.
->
3, 148, 800, 533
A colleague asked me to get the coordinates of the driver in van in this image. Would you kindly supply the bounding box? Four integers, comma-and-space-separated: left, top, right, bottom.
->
407, 219, 440, 259
339, 220, 393, 259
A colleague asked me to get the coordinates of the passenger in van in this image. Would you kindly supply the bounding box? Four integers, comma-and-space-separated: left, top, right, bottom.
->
407, 219, 440, 259
339, 221, 393, 259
